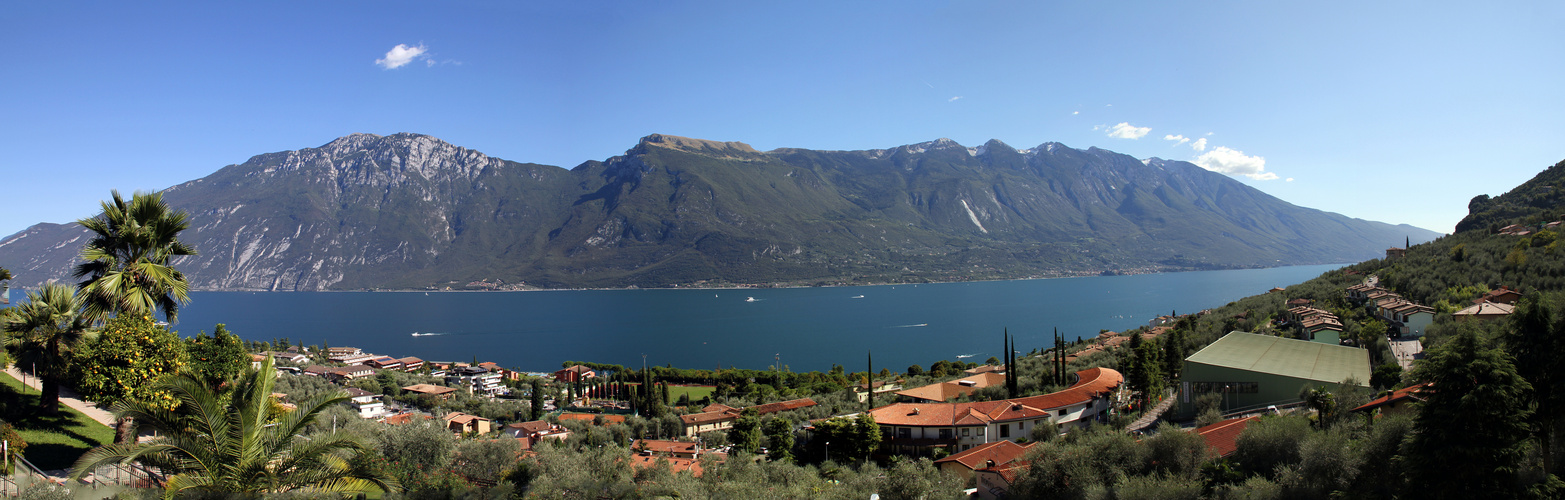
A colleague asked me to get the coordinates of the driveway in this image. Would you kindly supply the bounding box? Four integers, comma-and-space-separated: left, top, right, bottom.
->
1389, 338, 1424, 371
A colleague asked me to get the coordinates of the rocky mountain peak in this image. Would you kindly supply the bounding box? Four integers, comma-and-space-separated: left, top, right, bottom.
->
638, 134, 760, 158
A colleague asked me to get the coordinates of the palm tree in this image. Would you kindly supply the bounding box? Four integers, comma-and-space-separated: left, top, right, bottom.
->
70, 357, 397, 495
2, 284, 91, 414
73, 190, 197, 324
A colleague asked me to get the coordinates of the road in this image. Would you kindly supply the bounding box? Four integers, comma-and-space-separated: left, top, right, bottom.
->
1389, 338, 1424, 371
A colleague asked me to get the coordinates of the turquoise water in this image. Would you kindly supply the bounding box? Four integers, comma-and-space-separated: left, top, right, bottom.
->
173, 264, 1343, 373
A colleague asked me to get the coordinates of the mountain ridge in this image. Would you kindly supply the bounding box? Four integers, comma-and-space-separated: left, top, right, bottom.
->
0, 133, 1439, 290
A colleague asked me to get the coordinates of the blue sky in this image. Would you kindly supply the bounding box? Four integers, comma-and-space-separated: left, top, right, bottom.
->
3, 2, 1562, 238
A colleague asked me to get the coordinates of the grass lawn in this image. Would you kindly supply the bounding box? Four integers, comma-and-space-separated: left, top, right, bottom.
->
623, 383, 715, 403
0, 372, 114, 471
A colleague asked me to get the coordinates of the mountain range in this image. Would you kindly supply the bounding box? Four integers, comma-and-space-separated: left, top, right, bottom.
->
0, 133, 1439, 290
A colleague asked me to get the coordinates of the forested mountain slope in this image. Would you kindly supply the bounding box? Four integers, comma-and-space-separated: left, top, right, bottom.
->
0, 133, 1438, 290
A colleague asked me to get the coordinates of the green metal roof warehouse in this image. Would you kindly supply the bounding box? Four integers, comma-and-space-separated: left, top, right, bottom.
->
1177, 331, 1371, 418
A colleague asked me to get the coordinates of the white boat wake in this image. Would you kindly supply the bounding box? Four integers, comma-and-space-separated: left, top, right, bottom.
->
411, 332, 448, 337
892, 323, 928, 328
956, 353, 977, 358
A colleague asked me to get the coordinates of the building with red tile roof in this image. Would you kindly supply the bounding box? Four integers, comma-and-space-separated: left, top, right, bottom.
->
443, 412, 492, 435
1196, 416, 1259, 458
973, 461, 1028, 500
628, 454, 704, 477
1351, 383, 1430, 416
868, 368, 1123, 455
554, 365, 597, 383
894, 372, 1008, 403
365, 356, 402, 371
397, 356, 425, 372
558, 413, 627, 425
1474, 286, 1523, 305
403, 383, 459, 401
633, 439, 701, 459
933, 440, 1034, 482
679, 398, 818, 437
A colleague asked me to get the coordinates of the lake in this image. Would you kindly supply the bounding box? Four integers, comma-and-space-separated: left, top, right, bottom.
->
173, 264, 1344, 373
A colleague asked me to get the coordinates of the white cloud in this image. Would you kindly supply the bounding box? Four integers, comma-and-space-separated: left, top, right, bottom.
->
1106, 122, 1150, 139
949, 96, 963, 102
1072, 111, 1079, 115
375, 43, 428, 69
1190, 138, 1207, 151
1194, 146, 1277, 180
1286, 178, 1294, 182
1163, 134, 1190, 145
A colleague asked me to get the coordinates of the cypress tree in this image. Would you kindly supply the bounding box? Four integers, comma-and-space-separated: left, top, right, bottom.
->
867, 350, 874, 410
1004, 329, 1017, 398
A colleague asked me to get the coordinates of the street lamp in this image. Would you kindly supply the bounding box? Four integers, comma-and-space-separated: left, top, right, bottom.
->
825, 441, 830, 462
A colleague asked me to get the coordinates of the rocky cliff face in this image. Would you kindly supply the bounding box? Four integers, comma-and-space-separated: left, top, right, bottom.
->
0, 133, 1440, 290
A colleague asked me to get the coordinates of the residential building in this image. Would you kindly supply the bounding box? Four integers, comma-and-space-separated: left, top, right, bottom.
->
325, 347, 363, 360
894, 372, 1007, 403
851, 381, 903, 404
679, 399, 819, 437
397, 356, 425, 372
269, 351, 308, 364
324, 365, 375, 383
933, 440, 1033, 483
554, 365, 597, 383
403, 383, 459, 401
628, 454, 705, 477
972, 459, 1028, 499
1386, 302, 1435, 337
1177, 332, 1371, 418
446, 366, 505, 396
343, 387, 386, 419
633, 439, 701, 459
443, 412, 492, 435
338, 354, 378, 366
867, 368, 1124, 455
504, 420, 565, 439
1453, 301, 1515, 321
1351, 383, 1430, 417
1473, 286, 1523, 305
365, 356, 403, 371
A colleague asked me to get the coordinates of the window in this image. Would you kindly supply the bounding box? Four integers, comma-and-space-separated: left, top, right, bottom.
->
898, 428, 910, 439
962, 427, 970, 437
939, 428, 952, 439
1058, 409, 1066, 416
1000, 424, 1010, 438
978, 427, 986, 436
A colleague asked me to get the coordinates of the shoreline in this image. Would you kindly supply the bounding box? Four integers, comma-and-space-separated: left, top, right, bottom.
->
179, 261, 1354, 294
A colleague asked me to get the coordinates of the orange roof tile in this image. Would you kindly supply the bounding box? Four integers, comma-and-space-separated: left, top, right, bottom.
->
1196, 416, 1258, 457
628, 455, 704, 477
935, 440, 1033, 471
870, 368, 1122, 427
1351, 383, 1430, 412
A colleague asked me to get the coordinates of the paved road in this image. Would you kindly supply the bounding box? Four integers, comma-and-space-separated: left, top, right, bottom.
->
4, 365, 118, 428
1389, 338, 1424, 371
